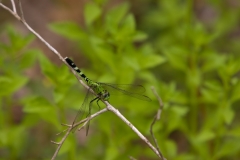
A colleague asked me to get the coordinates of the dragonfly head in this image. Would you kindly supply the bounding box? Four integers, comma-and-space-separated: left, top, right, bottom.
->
101, 90, 110, 101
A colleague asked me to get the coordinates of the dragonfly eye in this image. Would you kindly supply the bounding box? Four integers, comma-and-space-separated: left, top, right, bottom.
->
102, 90, 110, 100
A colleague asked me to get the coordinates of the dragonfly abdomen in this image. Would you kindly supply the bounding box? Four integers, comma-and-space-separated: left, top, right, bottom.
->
65, 57, 90, 82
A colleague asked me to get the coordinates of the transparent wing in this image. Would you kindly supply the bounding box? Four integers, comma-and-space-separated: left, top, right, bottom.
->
98, 83, 151, 102
72, 88, 92, 126
72, 87, 100, 135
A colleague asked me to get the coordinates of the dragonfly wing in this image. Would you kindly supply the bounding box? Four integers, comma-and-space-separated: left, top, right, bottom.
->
72, 87, 92, 126
72, 86, 99, 135
98, 83, 151, 102
98, 83, 146, 94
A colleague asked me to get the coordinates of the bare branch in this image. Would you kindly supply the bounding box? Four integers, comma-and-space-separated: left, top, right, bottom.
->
10, 0, 16, 13
151, 86, 164, 110
55, 128, 68, 136
150, 86, 165, 160
61, 123, 72, 127
51, 108, 108, 160
51, 141, 60, 145
0, 3, 20, 20
51, 125, 71, 160
17, 0, 24, 20
105, 101, 162, 159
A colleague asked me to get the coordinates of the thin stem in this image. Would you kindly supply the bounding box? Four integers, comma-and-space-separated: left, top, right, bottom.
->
105, 101, 163, 159
10, 0, 16, 13
17, 0, 24, 20
51, 108, 108, 160
150, 86, 165, 160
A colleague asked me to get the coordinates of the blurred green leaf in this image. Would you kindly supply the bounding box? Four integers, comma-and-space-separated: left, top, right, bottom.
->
166, 105, 188, 133
84, 2, 101, 26
165, 140, 177, 158
139, 54, 166, 70
22, 96, 59, 127
58, 135, 76, 155
133, 31, 148, 41
229, 127, 240, 138
105, 143, 118, 160
173, 154, 197, 160
49, 22, 87, 41
23, 96, 54, 113
105, 2, 129, 34
201, 80, 224, 104
163, 47, 188, 71
194, 130, 215, 143
0, 75, 28, 96
171, 105, 189, 117
201, 52, 226, 73
221, 107, 234, 125
18, 49, 40, 69
214, 139, 240, 159
120, 13, 135, 34
5, 25, 35, 53
230, 79, 240, 103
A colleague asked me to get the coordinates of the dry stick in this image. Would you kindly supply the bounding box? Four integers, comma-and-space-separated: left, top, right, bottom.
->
51, 108, 108, 160
10, 0, 16, 13
105, 101, 162, 159
150, 86, 165, 160
0, 1, 162, 159
17, 0, 24, 19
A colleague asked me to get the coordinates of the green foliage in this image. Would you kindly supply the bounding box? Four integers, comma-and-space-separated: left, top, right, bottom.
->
140, 0, 240, 159
1, 0, 240, 160
0, 25, 78, 159
49, 1, 164, 84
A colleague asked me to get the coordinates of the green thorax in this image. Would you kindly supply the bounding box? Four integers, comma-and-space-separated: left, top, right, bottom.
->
87, 80, 110, 101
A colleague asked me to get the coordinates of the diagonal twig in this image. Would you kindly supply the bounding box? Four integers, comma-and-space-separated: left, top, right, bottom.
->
150, 86, 165, 160
17, 0, 24, 20
10, 0, 16, 13
51, 108, 108, 160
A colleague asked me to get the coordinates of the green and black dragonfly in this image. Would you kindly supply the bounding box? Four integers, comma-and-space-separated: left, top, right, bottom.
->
65, 57, 151, 134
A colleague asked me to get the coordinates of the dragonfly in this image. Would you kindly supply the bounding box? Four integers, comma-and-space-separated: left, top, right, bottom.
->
65, 57, 151, 135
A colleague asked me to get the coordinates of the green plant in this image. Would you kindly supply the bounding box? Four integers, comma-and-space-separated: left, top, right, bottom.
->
1, 0, 240, 159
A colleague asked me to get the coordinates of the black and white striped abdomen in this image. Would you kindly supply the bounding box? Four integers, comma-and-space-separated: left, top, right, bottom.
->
65, 57, 89, 82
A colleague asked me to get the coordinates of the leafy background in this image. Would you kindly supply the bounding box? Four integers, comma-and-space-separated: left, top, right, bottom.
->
1, 0, 240, 159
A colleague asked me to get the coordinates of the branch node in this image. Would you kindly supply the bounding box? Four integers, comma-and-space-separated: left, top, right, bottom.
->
61, 123, 71, 127
51, 141, 60, 145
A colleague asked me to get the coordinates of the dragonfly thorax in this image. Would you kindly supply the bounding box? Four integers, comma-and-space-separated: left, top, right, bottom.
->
99, 90, 110, 101
90, 82, 110, 101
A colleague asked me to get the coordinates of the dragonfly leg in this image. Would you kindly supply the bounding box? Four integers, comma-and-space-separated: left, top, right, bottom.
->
86, 96, 99, 117
85, 96, 99, 136
97, 99, 101, 111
